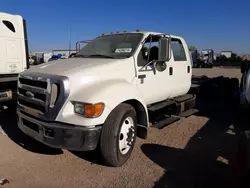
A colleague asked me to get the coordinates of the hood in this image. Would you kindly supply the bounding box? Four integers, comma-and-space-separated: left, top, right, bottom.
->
26, 57, 125, 77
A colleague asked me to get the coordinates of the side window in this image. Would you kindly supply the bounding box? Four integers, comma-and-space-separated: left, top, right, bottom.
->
2, 20, 16, 33
137, 38, 159, 67
171, 39, 186, 61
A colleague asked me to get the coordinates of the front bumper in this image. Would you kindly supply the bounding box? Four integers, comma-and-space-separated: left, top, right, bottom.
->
17, 110, 102, 151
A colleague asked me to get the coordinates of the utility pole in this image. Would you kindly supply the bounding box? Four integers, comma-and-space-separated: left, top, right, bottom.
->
69, 24, 72, 56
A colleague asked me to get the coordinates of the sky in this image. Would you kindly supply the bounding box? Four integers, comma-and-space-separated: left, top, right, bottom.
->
1, 0, 250, 54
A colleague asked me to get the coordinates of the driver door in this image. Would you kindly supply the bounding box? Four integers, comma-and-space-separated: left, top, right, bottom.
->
135, 35, 172, 105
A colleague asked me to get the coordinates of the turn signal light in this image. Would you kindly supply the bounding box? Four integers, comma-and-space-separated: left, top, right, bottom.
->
85, 103, 104, 117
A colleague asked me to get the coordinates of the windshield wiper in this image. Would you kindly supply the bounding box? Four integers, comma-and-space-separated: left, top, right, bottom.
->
86, 54, 115, 59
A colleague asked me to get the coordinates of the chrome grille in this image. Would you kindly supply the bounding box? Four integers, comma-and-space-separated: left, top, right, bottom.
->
17, 73, 69, 121
19, 77, 47, 89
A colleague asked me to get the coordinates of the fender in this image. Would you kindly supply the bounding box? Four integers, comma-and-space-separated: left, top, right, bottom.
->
56, 79, 149, 127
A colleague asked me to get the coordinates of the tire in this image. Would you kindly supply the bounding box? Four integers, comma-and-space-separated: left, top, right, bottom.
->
99, 103, 137, 167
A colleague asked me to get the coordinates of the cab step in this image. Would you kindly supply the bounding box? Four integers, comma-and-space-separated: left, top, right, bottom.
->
151, 115, 180, 129
179, 108, 199, 117
147, 94, 194, 113
172, 94, 194, 103
148, 100, 176, 112
148, 94, 197, 129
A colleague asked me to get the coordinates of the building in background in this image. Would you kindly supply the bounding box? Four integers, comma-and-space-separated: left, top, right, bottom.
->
220, 51, 232, 58
52, 49, 77, 58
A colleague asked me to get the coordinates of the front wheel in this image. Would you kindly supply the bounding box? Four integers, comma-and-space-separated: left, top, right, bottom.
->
99, 103, 137, 167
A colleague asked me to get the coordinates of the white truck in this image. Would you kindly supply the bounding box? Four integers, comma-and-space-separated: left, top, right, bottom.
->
17, 31, 197, 167
0, 12, 29, 104
240, 62, 250, 107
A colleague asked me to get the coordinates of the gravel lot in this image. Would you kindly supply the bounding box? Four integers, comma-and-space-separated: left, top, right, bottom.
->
0, 67, 245, 188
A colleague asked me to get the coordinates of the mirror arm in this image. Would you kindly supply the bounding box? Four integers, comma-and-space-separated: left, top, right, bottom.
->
139, 60, 155, 71
151, 64, 156, 75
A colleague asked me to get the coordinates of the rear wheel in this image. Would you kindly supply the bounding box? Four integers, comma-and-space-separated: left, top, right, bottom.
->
100, 103, 137, 167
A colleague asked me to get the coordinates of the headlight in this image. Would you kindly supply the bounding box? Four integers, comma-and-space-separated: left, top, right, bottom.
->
73, 102, 105, 118
50, 84, 59, 108
74, 103, 85, 115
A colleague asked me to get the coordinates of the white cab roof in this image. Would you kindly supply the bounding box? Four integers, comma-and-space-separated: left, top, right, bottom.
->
101, 31, 183, 40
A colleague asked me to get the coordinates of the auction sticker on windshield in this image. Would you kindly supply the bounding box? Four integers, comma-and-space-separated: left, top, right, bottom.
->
115, 48, 132, 53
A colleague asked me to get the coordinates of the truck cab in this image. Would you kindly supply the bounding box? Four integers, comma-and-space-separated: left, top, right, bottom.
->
199, 49, 214, 68
0, 12, 29, 103
17, 31, 192, 166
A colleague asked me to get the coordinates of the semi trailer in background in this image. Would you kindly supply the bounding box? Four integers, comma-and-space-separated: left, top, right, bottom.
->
0, 12, 29, 104
200, 49, 214, 68
192, 49, 214, 68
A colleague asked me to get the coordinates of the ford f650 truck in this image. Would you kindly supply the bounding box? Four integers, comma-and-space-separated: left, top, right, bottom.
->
0, 12, 29, 104
17, 31, 197, 167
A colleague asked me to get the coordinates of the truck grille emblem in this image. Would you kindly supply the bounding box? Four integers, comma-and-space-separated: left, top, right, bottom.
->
25, 91, 34, 98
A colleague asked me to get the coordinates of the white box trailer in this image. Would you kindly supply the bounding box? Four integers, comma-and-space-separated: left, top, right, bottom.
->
0, 12, 29, 104
220, 51, 232, 58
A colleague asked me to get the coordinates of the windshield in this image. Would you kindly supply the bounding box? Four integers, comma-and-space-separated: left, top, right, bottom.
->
75, 33, 144, 59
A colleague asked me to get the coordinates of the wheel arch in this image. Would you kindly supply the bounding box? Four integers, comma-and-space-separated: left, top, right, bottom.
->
122, 99, 148, 139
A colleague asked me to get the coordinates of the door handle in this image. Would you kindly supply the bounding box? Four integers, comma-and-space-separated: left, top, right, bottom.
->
138, 74, 146, 79
169, 67, 173, 75
138, 74, 146, 84
187, 66, 190, 73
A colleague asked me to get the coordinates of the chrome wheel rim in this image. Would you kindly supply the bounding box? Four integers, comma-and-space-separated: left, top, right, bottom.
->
119, 117, 135, 155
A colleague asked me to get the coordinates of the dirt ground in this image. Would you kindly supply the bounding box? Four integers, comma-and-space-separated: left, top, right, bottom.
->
0, 67, 246, 188
193, 67, 242, 80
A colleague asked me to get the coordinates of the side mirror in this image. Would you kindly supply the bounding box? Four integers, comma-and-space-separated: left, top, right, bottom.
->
159, 37, 170, 61
155, 61, 167, 72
